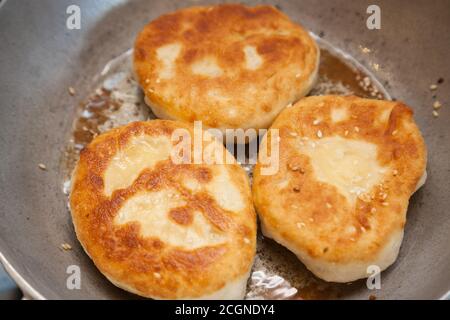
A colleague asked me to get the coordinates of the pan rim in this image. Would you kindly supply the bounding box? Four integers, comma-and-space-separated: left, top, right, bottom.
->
1, 250, 449, 300
0, 252, 44, 300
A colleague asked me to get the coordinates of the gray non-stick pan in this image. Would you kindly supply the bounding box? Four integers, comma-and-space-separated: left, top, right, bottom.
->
0, 0, 449, 300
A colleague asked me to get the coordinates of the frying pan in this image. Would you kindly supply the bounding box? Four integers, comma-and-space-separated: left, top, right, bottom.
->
0, 0, 449, 300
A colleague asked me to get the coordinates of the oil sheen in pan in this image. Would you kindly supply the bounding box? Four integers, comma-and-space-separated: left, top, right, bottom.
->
61, 36, 389, 300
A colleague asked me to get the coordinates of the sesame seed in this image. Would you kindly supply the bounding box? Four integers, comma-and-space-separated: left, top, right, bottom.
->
326, 203, 332, 209
286, 103, 293, 108
295, 73, 301, 78
393, 169, 398, 176
61, 243, 72, 251
38, 163, 47, 170
358, 193, 372, 203
373, 63, 379, 71
296, 222, 305, 229
244, 238, 250, 244
344, 130, 349, 136
309, 217, 315, 222
288, 162, 302, 172
317, 130, 323, 138
156, 78, 161, 84
360, 226, 367, 232
432, 110, 439, 117
433, 101, 442, 109
371, 207, 377, 214
361, 47, 371, 53
354, 126, 360, 133
382, 202, 389, 206
154, 272, 161, 279
430, 84, 438, 90
145, 79, 150, 84
68, 87, 76, 96
313, 119, 321, 125
379, 192, 388, 200
289, 132, 298, 137
392, 130, 398, 136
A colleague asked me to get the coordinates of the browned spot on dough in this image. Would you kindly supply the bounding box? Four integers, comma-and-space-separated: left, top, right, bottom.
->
164, 246, 227, 271
135, 47, 147, 61
183, 48, 198, 64
169, 207, 193, 225
262, 104, 272, 112
88, 174, 104, 190
194, 167, 212, 182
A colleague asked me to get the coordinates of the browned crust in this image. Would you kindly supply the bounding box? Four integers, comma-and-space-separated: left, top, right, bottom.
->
70, 120, 256, 299
253, 96, 427, 263
133, 4, 319, 130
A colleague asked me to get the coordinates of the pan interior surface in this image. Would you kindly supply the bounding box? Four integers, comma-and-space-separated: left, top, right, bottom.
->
0, 0, 449, 300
